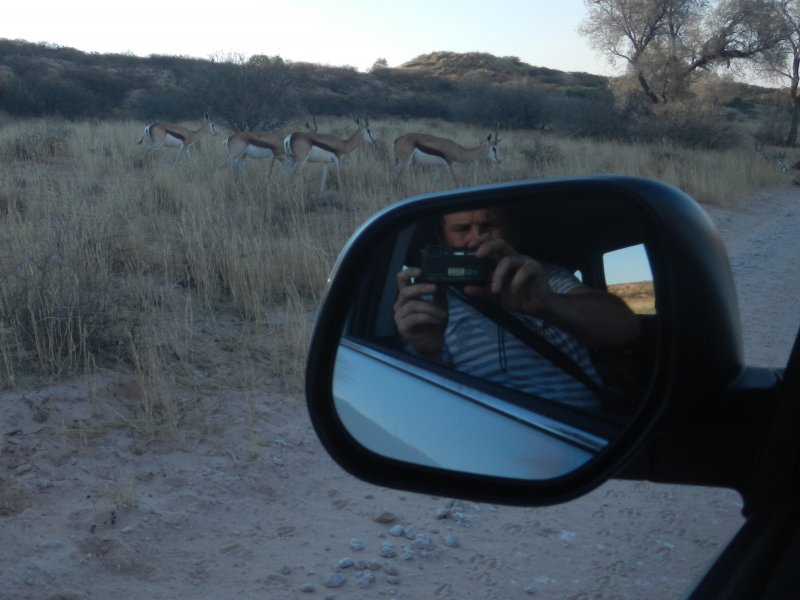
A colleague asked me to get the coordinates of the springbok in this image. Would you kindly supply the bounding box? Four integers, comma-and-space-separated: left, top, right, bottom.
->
393, 130, 501, 185
756, 144, 791, 173
138, 114, 218, 164
283, 117, 375, 193
776, 151, 789, 173
221, 131, 286, 175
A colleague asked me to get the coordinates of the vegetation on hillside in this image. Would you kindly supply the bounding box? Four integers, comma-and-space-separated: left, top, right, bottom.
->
0, 39, 791, 149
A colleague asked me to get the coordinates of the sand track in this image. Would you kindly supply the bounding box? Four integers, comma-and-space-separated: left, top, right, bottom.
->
1, 186, 797, 599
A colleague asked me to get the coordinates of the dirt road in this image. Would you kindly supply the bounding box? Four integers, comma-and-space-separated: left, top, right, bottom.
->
1, 186, 797, 599
705, 186, 799, 367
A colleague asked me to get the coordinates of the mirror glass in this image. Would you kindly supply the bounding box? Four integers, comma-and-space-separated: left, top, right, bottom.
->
332, 193, 656, 480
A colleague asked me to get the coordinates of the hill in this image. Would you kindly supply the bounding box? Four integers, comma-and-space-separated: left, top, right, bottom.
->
0, 38, 786, 146
399, 51, 607, 88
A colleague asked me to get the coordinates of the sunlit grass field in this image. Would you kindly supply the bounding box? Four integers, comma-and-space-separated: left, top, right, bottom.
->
0, 116, 789, 434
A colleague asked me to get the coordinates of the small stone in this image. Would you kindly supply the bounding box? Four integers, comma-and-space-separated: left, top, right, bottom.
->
373, 508, 398, 523
435, 508, 449, 519
350, 538, 364, 551
366, 560, 381, 571
380, 542, 397, 558
388, 525, 405, 537
300, 583, 314, 593
403, 526, 418, 540
387, 575, 400, 585
280, 565, 292, 575
443, 535, 460, 548
411, 535, 434, 551
356, 569, 375, 588
338, 557, 353, 569
323, 572, 346, 588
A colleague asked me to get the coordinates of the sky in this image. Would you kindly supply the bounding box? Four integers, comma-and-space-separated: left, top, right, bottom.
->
2, 0, 616, 76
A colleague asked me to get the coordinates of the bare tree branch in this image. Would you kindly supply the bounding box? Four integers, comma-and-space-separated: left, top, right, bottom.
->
580, 0, 784, 104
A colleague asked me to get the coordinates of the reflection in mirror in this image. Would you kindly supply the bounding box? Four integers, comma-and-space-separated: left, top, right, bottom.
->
604, 244, 655, 315
333, 194, 657, 480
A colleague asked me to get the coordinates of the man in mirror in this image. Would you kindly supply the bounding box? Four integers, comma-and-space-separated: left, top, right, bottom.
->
393, 207, 641, 409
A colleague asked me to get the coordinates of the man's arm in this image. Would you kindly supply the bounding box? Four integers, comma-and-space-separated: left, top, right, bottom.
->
537, 286, 641, 349
472, 238, 641, 349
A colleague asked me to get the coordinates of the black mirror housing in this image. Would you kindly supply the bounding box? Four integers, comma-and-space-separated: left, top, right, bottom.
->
306, 176, 743, 505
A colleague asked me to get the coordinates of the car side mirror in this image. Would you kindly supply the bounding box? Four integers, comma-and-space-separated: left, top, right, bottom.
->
306, 177, 743, 505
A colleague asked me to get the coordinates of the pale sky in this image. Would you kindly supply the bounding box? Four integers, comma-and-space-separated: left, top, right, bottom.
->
2, 1, 616, 75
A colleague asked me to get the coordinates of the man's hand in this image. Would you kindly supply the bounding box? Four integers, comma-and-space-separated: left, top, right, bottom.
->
394, 267, 448, 358
464, 236, 555, 317
466, 235, 640, 348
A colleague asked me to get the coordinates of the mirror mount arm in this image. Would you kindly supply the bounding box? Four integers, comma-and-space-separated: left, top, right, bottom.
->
614, 366, 784, 501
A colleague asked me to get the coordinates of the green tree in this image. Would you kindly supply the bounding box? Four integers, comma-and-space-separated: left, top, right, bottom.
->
580, 0, 783, 104
190, 53, 298, 131
370, 57, 389, 72
753, 0, 800, 145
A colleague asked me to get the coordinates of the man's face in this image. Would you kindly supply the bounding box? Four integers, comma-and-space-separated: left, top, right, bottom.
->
441, 209, 514, 248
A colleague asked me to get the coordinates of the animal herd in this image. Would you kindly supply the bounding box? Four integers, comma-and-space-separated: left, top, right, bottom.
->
137, 115, 502, 193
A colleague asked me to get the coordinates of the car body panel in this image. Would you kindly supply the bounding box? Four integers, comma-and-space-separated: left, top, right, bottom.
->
334, 339, 603, 478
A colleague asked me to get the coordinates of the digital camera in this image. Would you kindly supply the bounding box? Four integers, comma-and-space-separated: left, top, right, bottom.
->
419, 245, 491, 284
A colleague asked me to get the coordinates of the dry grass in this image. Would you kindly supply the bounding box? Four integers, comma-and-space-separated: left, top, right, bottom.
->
0, 116, 790, 434
608, 282, 657, 315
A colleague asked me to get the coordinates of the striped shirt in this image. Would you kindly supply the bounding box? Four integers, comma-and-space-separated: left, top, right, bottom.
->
443, 264, 603, 409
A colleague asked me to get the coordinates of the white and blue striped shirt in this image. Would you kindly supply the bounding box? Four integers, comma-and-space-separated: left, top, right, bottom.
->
442, 264, 603, 409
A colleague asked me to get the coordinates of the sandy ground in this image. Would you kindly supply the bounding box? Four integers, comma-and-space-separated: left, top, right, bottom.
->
1, 185, 798, 600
